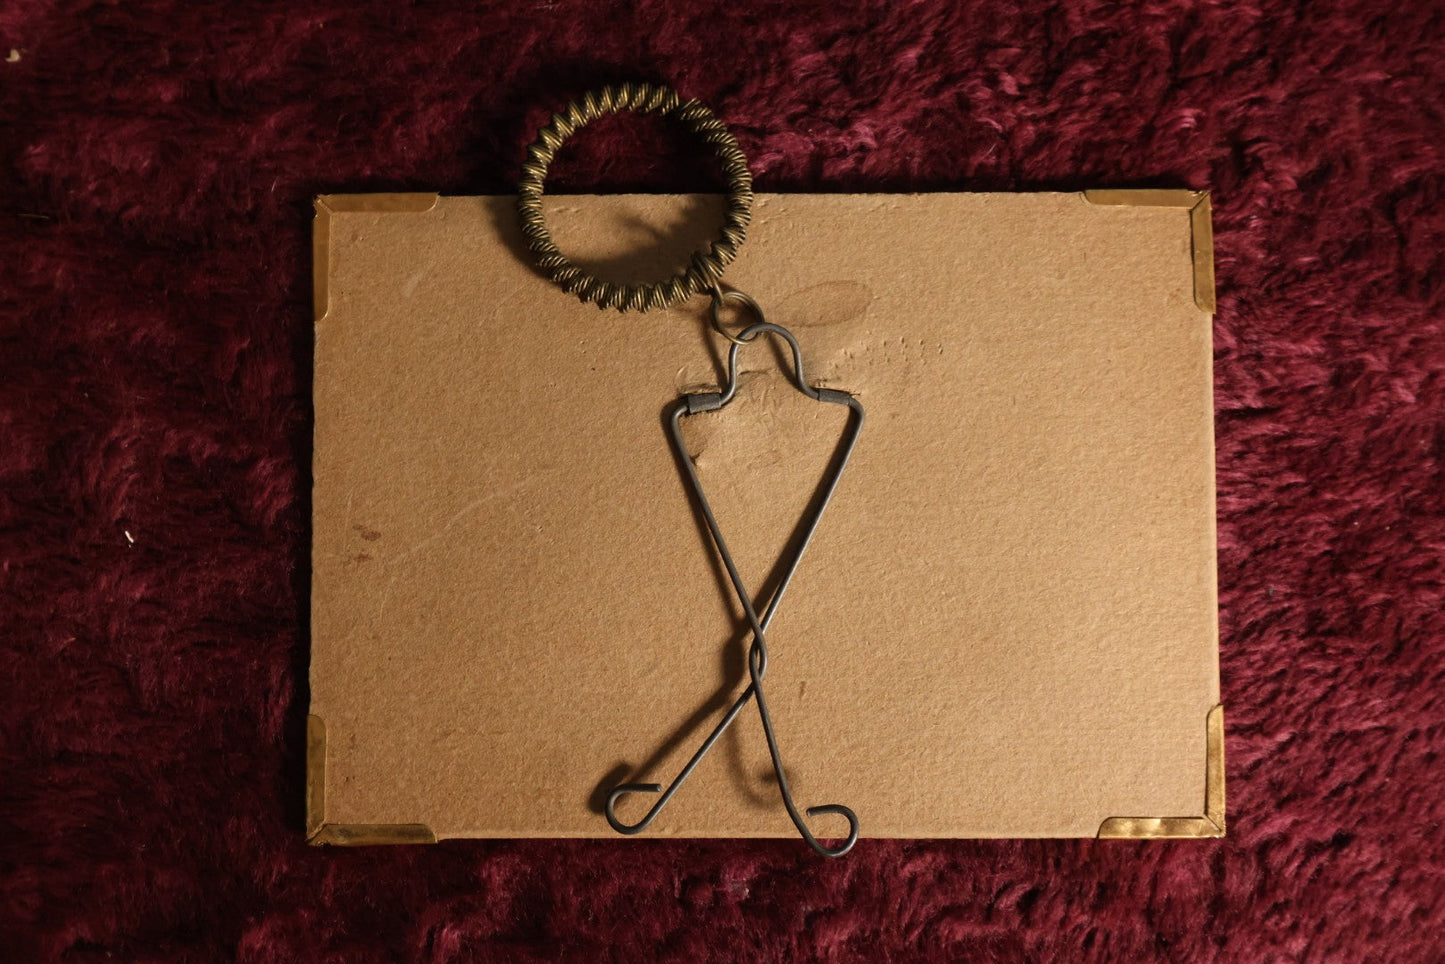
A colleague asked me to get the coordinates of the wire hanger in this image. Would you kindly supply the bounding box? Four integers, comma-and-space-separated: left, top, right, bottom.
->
606, 305, 865, 857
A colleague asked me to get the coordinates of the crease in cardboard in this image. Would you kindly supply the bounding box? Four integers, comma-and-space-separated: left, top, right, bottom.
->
306, 713, 439, 846
1096, 704, 1226, 839
313, 193, 442, 323
1082, 189, 1216, 313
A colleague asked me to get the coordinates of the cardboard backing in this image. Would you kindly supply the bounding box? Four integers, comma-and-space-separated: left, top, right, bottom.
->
308, 191, 1222, 843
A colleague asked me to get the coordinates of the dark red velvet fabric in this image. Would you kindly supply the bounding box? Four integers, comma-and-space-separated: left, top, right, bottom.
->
3, 1, 1443, 960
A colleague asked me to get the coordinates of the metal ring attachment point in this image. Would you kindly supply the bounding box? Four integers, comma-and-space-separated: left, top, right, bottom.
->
709, 287, 767, 345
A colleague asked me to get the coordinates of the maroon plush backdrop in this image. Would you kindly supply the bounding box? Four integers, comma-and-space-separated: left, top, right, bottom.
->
3, 0, 1442, 960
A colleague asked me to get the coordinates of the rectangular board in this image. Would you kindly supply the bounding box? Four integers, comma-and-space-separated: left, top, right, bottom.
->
308, 191, 1221, 842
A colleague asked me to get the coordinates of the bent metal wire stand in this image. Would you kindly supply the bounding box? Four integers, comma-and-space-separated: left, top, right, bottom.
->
519, 84, 863, 857
607, 320, 864, 857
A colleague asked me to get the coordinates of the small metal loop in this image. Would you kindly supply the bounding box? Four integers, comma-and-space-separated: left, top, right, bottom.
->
517, 83, 754, 312
709, 287, 766, 346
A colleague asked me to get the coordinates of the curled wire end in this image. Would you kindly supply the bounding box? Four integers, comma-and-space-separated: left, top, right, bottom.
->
605, 783, 664, 835
802, 804, 861, 857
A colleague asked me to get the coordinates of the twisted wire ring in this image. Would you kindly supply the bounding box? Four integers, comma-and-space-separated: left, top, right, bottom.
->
517, 83, 754, 312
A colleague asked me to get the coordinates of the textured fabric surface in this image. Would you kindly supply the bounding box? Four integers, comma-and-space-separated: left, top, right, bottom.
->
3, 1, 1443, 960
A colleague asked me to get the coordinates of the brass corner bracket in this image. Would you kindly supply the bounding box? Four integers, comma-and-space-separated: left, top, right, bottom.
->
306, 714, 437, 846
1097, 704, 1226, 839
1082, 189, 1216, 314
312, 192, 442, 323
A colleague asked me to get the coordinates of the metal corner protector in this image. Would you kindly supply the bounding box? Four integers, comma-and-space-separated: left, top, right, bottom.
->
1097, 704, 1225, 839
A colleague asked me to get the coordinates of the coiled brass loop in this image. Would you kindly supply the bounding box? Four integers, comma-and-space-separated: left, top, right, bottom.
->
517, 83, 754, 312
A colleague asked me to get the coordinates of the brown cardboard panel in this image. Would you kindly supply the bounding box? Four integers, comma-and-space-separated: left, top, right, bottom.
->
308, 192, 1220, 841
